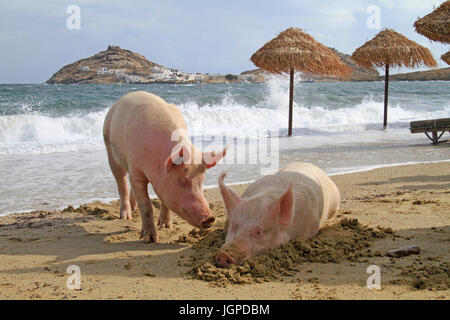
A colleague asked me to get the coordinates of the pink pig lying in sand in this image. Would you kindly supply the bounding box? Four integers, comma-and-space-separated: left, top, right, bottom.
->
216, 162, 340, 267
103, 91, 226, 243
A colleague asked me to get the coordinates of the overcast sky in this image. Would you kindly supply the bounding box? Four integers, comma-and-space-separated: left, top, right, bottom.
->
0, 0, 448, 83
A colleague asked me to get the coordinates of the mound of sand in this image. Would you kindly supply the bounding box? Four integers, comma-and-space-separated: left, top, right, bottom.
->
186, 219, 393, 286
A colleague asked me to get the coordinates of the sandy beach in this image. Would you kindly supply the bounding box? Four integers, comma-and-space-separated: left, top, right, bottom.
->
0, 161, 449, 300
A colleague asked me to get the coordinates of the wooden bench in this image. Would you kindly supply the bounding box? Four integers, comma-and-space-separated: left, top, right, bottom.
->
410, 118, 450, 144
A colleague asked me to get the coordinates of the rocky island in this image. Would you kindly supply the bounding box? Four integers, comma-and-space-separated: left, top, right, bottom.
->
46, 45, 212, 84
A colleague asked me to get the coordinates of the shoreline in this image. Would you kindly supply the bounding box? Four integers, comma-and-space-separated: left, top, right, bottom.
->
0, 161, 449, 299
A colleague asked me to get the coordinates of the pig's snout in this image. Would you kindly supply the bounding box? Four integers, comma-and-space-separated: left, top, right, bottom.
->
180, 205, 215, 229
215, 250, 235, 268
200, 216, 215, 229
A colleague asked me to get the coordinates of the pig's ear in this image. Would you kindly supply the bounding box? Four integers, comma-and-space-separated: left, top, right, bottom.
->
202, 146, 228, 169
218, 173, 241, 215
165, 146, 190, 172
268, 182, 295, 227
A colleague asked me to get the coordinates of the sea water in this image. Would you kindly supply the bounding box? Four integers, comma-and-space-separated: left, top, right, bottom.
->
0, 76, 449, 215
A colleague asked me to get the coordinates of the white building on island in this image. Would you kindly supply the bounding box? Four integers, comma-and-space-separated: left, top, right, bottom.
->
97, 67, 108, 75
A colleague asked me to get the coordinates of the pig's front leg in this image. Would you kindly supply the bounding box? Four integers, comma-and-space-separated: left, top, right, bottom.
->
130, 175, 158, 243
158, 202, 172, 229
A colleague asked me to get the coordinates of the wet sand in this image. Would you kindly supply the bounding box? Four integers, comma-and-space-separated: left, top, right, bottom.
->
0, 162, 449, 299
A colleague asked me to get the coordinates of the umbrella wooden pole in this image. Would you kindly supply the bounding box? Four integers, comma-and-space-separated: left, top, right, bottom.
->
383, 64, 389, 130
288, 68, 294, 136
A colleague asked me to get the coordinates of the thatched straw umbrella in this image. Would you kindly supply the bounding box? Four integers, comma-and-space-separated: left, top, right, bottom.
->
442, 51, 450, 64
352, 29, 437, 129
251, 27, 350, 136
414, 1, 449, 44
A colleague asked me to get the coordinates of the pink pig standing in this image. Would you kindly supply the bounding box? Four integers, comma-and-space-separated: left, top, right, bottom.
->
216, 162, 340, 267
103, 91, 226, 243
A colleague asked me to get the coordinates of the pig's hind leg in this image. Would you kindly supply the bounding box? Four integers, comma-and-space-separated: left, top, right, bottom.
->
130, 174, 158, 243
105, 144, 133, 220
158, 202, 172, 229
129, 187, 138, 212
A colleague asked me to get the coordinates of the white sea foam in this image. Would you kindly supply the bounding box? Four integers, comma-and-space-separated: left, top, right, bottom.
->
0, 110, 108, 154
181, 97, 449, 136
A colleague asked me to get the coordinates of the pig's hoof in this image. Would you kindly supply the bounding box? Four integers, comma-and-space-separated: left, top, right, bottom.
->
140, 230, 158, 243
158, 219, 173, 229
119, 210, 133, 220
143, 235, 156, 243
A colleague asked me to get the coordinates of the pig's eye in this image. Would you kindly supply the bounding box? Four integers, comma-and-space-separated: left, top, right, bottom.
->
251, 226, 264, 238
